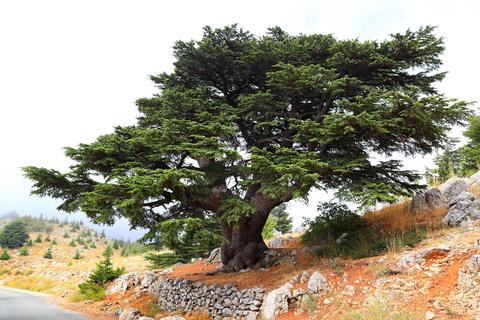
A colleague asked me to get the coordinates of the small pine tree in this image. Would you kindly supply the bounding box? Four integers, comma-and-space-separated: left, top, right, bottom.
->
26, 239, 33, 246
45, 235, 51, 242
51, 238, 57, 245
113, 240, 119, 250
63, 232, 70, 238
87, 246, 124, 285
0, 220, 29, 248
0, 249, 10, 260
43, 247, 53, 259
69, 239, 76, 247
19, 247, 29, 256
73, 250, 81, 260
90, 242, 96, 249
34, 234, 42, 243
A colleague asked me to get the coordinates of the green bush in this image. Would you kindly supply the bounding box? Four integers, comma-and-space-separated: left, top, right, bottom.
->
90, 242, 96, 249
145, 252, 188, 268
51, 239, 57, 245
73, 250, 81, 260
63, 232, 70, 238
34, 234, 42, 243
302, 202, 427, 259
0, 249, 10, 260
0, 221, 29, 248
43, 247, 53, 259
19, 247, 29, 256
26, 239, 33, 246
69, 239, 76, 247
303, 202, 362, 245
76, 282, 106, 301
77, 246, 124, 301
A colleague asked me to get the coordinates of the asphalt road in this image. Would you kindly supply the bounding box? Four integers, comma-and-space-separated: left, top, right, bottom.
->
0, 287, 90, 320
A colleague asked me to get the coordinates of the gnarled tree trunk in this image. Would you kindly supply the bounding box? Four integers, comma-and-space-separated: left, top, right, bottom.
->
220, 211, 270, 272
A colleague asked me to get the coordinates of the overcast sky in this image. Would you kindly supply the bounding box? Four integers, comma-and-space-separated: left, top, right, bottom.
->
0, 0, 479, 240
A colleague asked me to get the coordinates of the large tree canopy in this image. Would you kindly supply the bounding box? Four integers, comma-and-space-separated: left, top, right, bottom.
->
24, 25, 470, 271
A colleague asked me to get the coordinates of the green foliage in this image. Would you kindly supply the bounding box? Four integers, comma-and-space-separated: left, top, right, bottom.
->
271, 204, 293, 234
145, 253, 188, 269
43, 247, 53, 259
77, 246, 123, 301
63, 232, 70, 238
142, 217, 222, 266
113, 240, 119, 250
26, 239, 33, 246
119, 241, 149, 257
427, 115, 480, 184
76, 283, 105, 301
73, 250, 81, 260
51, 238, 57, 245
303, 202, 426, 258
261, 216, 276, 239
303, 202, 362, 245
23, 25, 471, 262
45, 235, 51, 242
0, 249, 10, 260
18, 247, 29, 256
87, 246, 124, 285
0, 221, 29, 248
34, 234, 42, 243
90, 242, 96, 248
69, 239, 76, 247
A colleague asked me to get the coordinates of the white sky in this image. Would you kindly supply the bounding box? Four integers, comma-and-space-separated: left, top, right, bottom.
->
0, 0, 479, 239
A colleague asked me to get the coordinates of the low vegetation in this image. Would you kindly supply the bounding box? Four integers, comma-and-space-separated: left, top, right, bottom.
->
302, 200, 445, 259
76, 246, 124, 301
0, 220, 29, 248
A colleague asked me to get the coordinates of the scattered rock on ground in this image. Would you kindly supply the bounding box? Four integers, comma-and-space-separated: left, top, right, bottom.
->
119, 308, 140, 320
307, 271, 330, 293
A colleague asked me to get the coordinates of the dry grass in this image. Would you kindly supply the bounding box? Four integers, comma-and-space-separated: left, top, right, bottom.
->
5, 276, 56, 292
363, 200, 447, 233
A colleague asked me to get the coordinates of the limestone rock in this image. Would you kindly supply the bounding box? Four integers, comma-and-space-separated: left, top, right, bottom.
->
261, 282, 293, 320
119, 308, 140, 320
439, 178, 470, 202
268, 237, 293, 248
410, 188, 445, 213
442, 192, 480, 226
208, 247, 222, 263
307, 271, 330, 293
425, 311, 435, 320
138, 317, 155, 320
108, 272, 139, 294
159, 316, 185, 320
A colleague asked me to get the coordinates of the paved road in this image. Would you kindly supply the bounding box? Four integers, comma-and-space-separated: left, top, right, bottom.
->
0, 287, 90, 320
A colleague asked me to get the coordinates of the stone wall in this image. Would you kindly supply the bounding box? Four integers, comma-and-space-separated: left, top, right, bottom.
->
148, 278, 264, 319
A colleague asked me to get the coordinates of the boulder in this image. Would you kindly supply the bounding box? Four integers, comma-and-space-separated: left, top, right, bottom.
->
108, 272, 139, 294
409, 188, 446, 213
268, 237, 293, 248
208, 247, 222, 263
439, 178, 470, 202
307, 271, 330, 293
140, 271, 157, 289
261, 283, 292, 320
442, 192, 480, 226
119, 308, 140, 320
470, 170, 480, 184
159, 317, 185, 320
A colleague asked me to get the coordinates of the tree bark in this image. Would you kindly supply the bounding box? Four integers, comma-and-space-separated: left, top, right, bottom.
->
219, 210, 270, 272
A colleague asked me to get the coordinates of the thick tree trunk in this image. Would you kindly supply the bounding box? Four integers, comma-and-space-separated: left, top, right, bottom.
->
219, 211, 269, 272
